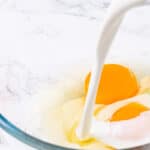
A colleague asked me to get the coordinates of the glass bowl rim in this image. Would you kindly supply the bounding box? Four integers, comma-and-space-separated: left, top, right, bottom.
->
0, 114, 76, 150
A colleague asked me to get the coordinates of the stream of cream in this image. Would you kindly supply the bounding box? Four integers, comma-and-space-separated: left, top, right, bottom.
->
76, 0, 146, 140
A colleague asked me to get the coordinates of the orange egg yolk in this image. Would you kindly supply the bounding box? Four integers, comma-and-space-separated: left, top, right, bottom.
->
110, 102, 149, 121
85, 64, 139, 104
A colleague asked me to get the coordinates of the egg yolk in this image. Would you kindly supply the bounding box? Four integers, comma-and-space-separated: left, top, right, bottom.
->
85, 64, 139, 104
110, 102, 149, 121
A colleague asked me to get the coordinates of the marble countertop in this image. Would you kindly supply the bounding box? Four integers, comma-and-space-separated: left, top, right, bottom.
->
0, 0, 150, 149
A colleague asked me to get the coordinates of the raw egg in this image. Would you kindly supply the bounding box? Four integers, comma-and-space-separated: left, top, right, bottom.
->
110, 102, 149, 121
85, 64, 139, 104
91, 94, 150, 149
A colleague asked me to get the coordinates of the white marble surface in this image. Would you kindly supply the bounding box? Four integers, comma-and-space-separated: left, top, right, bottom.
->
0, 0, 150, 150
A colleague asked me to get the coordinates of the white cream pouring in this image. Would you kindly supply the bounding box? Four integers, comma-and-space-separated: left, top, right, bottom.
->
76, 0, 150, 148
